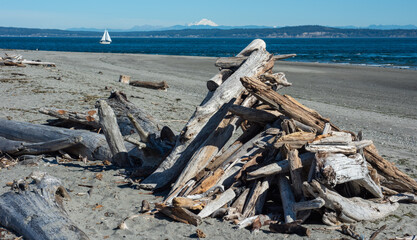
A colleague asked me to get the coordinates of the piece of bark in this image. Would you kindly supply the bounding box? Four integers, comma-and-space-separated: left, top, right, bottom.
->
206, 69, 234, 91
39, 108, 100, 129
269, 221, 311, 237
0, 173, 89, 240
130, 80, 168, 90
304, 180, 399, 222
198, 188, 236, 218
228, 104, 280, 124
156, 203, 202, 226
140, 40, 274, 190
96, 100, 130, 167
315, 152, 383, 198
246, 152, 315, 181
240, 76, 337, 132
0, 136, 82, 156
364, 144, 417, 193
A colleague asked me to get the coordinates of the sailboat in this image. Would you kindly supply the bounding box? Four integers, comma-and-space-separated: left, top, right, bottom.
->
100, 29, 112, 44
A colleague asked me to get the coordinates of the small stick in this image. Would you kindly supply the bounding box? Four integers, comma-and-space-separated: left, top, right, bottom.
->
369, 225, 386, 240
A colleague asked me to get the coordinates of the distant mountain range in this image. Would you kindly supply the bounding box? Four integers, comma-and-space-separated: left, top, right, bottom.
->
1, 25, 417, 38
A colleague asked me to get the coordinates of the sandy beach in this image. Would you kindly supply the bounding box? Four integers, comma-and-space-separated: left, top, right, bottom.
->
1, 49, 416, 239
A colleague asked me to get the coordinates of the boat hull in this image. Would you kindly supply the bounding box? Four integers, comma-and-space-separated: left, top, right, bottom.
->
100, 41, 111, 44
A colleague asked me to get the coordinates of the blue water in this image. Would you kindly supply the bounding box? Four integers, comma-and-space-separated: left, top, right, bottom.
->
1, 37, 416, 69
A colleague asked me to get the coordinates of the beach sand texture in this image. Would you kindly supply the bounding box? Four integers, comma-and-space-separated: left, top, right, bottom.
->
1, 49, 416, 239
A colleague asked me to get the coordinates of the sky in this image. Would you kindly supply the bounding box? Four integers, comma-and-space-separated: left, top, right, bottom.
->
1, 0, 417, 29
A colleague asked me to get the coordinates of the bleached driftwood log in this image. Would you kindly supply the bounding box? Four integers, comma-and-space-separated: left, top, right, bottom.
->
315, 152, 383, 198
140, 39, 274, 190
0, 172, 88, 240
96, 100, 130, 167
304, 180, 398, 223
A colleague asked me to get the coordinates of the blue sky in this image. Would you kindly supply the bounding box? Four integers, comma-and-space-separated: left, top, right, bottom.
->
1, 0, 416, 29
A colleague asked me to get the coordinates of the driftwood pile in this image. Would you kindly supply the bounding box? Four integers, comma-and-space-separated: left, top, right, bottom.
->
0, 53, 56, 67
131, 39, 417, 236
0, 39, 416, 239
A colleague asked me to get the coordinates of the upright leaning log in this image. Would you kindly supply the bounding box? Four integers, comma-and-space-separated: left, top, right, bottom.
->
140, 39, 274, 190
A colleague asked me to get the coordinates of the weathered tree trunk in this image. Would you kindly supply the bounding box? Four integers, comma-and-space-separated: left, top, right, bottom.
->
0, 172, 89, 240
0, 118, 112, 160
96, 100, 130, 167
140, 40, 274, 190
0, 136, 82, 156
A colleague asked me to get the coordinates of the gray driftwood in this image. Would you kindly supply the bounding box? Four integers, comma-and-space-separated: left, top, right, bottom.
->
0, 172, 88, 240
140, 39, 274, 190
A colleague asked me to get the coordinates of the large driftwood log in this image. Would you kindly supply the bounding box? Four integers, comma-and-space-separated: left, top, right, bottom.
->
0, 118, 112, 160
304, 180, 398, 223
240, 76, 337, 132
0, 136, 82, 156
140, 40, 274, 190
96, 100, 130, 167
364, 144, 417, 193
0, 172, 88, 240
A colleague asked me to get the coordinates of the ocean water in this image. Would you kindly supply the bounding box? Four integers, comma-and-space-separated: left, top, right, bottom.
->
1, 37, 416, 69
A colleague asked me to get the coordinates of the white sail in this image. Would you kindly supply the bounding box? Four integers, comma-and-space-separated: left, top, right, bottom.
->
100, 30, 112, 44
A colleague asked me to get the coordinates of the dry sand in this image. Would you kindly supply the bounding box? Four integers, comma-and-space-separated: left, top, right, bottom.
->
0, 49, 416, 239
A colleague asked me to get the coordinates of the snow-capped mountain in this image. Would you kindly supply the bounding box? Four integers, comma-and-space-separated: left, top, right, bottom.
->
188, 18, 219, 27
